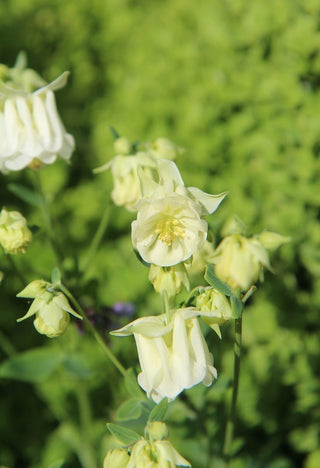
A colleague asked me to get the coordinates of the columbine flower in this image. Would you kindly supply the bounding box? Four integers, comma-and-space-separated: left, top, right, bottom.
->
132, 193, 208, 267
111, 309, 217, 402
0, 208, 32, 254
128, 439, 190, 468
196, 287, 233, 338
17, 280, 82, 338
132, 159, 226, 267
0, 72, 74, 173
211, 231, 289, 291
148, 263, 190, 298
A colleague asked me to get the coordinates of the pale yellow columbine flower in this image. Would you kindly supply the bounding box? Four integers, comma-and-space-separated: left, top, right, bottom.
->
0, 72, 74, 173
0, 208, 32, 254
148, 263, 190, 298
17, 280, 82, 338
128, 439, 190, 468
112, 308, 217, 403
132, 193, 208, 267
196, 287, 233, 338
103, 448, 130, 468
212, 231, 290, 291
132, 159, 226, 267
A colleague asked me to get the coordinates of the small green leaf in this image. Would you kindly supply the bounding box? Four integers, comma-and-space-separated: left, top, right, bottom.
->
124, 368, 145, 398
7, 183, 42, 207
107, 423, 140, 446
116, 398, 143, 421
148, 398, 168, 423
62, 355, 92, 379
230, 296, 244, 319
0, 348, 63, 383
47, 460, 65, 468
51, 268, 61, 284
204, 264, 232, 296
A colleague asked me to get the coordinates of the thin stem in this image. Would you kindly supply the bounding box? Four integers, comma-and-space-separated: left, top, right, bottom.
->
75, 386, 97, 468
31, 170, 64, 271
80, 202, 110, 274
0, 329, 16, 356
222, 316, 242, 465
5, 253, 26, 287
58, 283, 126, 377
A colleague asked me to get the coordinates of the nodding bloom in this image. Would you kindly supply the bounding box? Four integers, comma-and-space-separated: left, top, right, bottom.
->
111, 308, 217, 403
0, 72, 74, 173
0, 208, 32, 254
196, 287, 233, 339
17, 280, 82, 338
128, 439, 191, 468
148, 263, 190, 298
212, 231, 290, 292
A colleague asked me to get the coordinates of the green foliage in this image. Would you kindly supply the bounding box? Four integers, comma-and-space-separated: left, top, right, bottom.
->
1, 0, 320, 467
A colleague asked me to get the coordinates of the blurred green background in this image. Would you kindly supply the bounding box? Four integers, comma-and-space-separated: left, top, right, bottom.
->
1, 0, 320, 467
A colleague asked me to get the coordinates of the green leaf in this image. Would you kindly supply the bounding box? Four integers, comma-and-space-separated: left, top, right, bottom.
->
124, 368, 145, 398
230, 296, 244, 319
116, 398, 143, 421
204, 264, 232, 296
0, 348, 64, 383
148, 398, 168, 423
107, 423, 140, 446
62, 355, 92, 379
7, 183, 42, 207
47, 460, 65, 468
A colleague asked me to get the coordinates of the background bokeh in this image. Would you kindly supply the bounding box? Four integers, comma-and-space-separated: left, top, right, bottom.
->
1, 1, 320, 467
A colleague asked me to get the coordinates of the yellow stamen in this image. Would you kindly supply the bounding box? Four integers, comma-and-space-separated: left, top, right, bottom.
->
155, 218, 185, 245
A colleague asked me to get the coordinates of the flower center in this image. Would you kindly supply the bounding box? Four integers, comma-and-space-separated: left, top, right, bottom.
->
154, 217, 185, 245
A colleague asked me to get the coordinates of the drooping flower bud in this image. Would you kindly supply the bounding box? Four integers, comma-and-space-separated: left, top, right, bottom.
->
212, 234, 270, 292
148, 263, 190, 298
17, 280, 82, 338
147, 422, 169, 441
196, 287, 232, 338
0, 208, 32, 254
128, 439, 190, 467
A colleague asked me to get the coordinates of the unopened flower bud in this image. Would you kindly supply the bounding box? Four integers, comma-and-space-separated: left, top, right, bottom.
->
148, 422, 169, 441
149, 137, 184, 160
148, 263, 189, 297
114, 136, 132, 155
103, 448, 130, 468
0, 209, 32, 254
196, 287, 232, 338
212, 234, 270, 292
17, 281, 82, 338
129, 439, 190, 467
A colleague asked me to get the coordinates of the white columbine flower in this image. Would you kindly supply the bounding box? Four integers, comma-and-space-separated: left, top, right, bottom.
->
111, 308, 217, 403
0, 72, 74, 173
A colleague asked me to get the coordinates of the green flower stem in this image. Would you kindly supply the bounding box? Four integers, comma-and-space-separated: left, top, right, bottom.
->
80, 202, 111, 275
4, 252, 26, 287
32, 170, 64, 271
222, 316, 242, 465
58, 284, 126, 377
0, 328, 16, 356
75, 386, 97, 468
